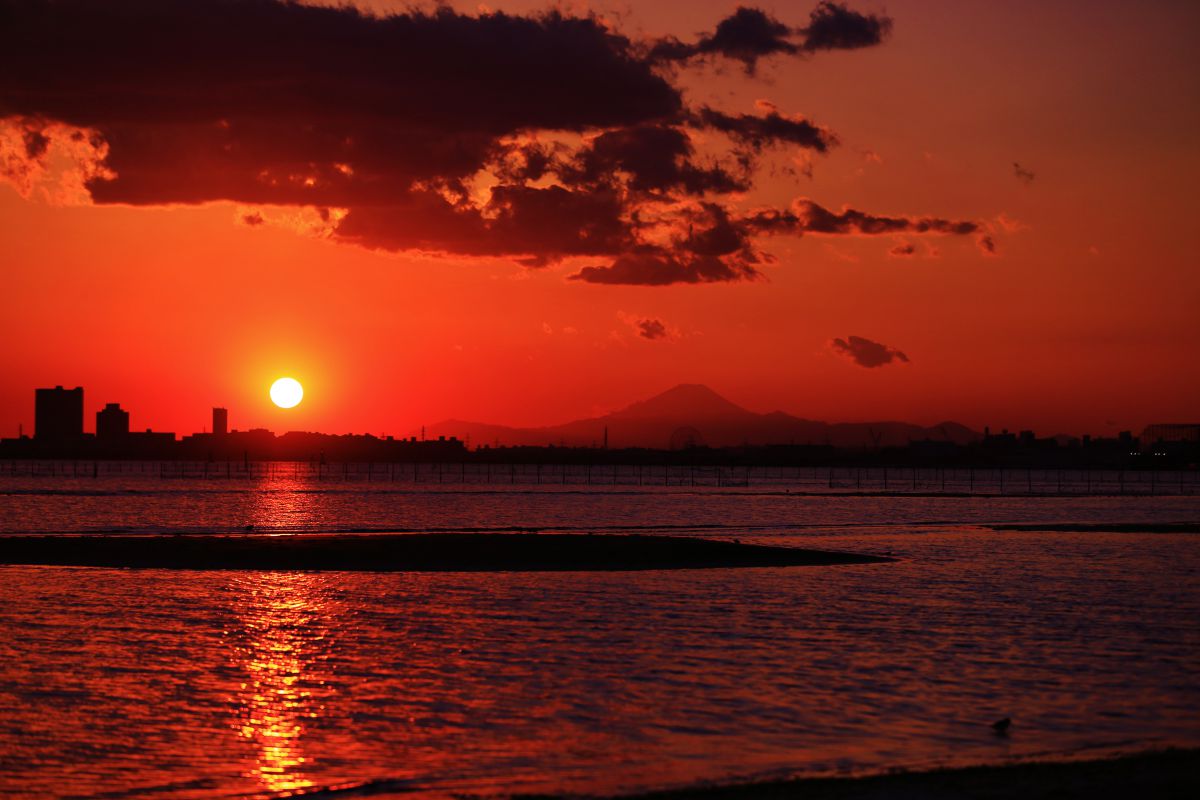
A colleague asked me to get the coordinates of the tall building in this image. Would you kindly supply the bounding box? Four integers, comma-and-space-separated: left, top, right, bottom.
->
96, 403, 130, 439
35, 386, 83, 441
213, 407, 228, 436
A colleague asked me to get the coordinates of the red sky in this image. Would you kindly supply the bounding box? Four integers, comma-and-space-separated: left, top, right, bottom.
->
2, 0, 1197, 439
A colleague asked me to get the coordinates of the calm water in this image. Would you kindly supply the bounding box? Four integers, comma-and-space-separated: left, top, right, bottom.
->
1, 471, 1199, 799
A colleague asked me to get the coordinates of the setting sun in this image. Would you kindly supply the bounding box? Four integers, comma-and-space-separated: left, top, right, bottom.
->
269, 377, 303, 409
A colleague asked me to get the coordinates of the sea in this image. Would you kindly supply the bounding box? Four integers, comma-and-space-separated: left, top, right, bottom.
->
1, 464, 1198, 799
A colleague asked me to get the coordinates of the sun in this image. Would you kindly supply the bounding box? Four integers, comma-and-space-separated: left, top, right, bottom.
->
269, 377, 303, 409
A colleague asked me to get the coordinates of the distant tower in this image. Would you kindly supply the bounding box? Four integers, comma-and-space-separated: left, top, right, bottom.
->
213, 407, 228, 436
96, 403, 130, 440
34, 386, 83, 441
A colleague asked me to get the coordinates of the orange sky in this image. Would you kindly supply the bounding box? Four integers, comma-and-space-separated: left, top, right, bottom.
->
2, 0, 1198, 439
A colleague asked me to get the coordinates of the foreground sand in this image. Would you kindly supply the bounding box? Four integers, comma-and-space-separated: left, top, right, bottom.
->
582, 749, 1200, 800
0, 532, 892, 571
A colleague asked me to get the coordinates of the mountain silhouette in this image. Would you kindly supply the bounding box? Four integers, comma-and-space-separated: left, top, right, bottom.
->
429, 384, 980, 450
609, 384, 758, 421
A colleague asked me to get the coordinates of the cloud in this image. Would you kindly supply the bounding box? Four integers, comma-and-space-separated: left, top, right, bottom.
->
572, 248, 761, 285
1013, 162, 1036, 184
0, 118, 113, 203
637, 319, 670, 340
0, 0, 987, 286
831, 335, 910, 368
651, 3, 893, 71
977, 234, 998, 255
566, 124, 748, 195
745, 199, 980, 237
889, 241, 917, 258
617, 312, 680, 340
1, 0, 680, 207
993, 213, 1027, 233
651, 7, 797, 70
800, 2, 894, 52
692, 106, 835, 153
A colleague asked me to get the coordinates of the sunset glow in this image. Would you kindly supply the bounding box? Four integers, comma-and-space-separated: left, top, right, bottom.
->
0, 0, 1195, 439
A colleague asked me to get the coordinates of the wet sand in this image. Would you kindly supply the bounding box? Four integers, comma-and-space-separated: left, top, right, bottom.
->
0, 532, 892, 571
593, 748, 1200, 800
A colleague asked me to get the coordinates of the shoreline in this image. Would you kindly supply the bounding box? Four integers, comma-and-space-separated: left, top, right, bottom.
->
581, 748, 1200, 800
0, 532, 893, 572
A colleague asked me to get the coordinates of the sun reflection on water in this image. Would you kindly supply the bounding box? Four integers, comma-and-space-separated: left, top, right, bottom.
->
248, 475, 323, 533
227, 570, 337, 796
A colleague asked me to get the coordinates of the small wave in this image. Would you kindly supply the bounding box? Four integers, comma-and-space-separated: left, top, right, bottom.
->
64, 776, 221, 799
249, 777, 423, 799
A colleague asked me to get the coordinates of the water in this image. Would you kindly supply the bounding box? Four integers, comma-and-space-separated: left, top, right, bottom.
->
1, 469, 1199, 799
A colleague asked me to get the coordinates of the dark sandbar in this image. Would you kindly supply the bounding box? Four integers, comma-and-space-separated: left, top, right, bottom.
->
0, 532, 892, 571
585, 748, 1200, 800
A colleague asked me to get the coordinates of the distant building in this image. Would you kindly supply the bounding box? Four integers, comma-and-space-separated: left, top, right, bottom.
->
213, 407, 228, 436
1142, 424, 1200, 445
1140, 423, 1200, 459
96, 403, 130, 439
124, 429, 177, 458
35, 386, 83, 441
982, 427, 1018, 445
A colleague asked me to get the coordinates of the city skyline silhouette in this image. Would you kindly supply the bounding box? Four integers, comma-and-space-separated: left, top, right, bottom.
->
4, 382, 1196, 470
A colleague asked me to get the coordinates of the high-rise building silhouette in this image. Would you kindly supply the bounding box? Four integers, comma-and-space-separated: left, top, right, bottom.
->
35, 386, 83, 441
96, 403, 130, 439
213, 407, 228, 436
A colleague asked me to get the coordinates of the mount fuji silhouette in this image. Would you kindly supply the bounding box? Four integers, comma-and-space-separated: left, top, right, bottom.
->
429, 384, 979, 450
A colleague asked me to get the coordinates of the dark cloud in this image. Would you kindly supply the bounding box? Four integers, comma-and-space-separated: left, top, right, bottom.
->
636, 319, 669, 340
651, 7, 795, 70
568, 125, 748, 196
682, 203, 754, 257
693, 107, 835, 153
22, 128, 49, 159
493, 141, 562, 184
745, 200, 980, 237
1013, 162, 1036, 184
653, 3, 892, 70
560, 195, 982, 285
831, 335, 909, 368
800, 2, 894, 52
334, 184, 634, 260
0, 0, 985, 286
571, 248, 761, 286
977, 234, 998, 255
796, 201, 979, 235
0, 0, 680, 206
889, 241, 917, 258
693, 6, 796, 66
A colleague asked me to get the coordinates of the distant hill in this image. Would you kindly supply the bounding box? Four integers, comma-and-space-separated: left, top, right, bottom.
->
428, 384, 981, 450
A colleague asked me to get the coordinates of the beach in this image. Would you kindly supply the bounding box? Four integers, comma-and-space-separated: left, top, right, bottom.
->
600, 749, 1200, 800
